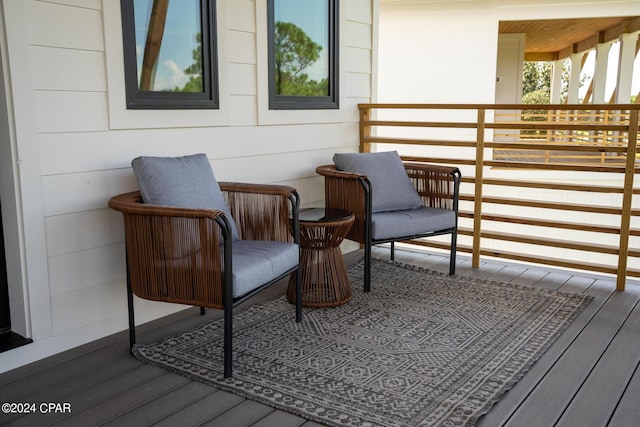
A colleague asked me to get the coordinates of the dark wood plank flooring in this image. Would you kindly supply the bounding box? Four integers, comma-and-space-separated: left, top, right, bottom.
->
1, 247, 639, 427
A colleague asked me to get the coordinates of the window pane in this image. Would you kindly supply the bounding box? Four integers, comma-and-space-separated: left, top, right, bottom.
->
273, 0, 330, 97
121, 0, 218, 109
133, 0, 203, 92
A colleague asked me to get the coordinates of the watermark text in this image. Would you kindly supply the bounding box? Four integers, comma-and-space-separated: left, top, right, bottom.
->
2, 402, 72, 414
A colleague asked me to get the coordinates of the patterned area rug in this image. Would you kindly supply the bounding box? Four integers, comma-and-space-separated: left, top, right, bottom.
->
134, 259, 592, 426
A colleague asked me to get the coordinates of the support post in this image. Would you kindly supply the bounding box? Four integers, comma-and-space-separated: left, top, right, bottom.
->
617, 109, 639, 291
472, 109, 486, 268
592, 42, 612, 104
614, 33, 637, 103
566, 52, 583, 104
550, 59, 564, 104
360, 106, 372, 153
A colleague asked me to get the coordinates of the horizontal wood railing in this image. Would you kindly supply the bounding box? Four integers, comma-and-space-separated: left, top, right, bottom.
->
358, 103, 640, 290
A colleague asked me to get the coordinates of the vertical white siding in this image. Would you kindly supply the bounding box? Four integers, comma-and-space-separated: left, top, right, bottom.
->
378, 1, 498, 104
0, 0, 374, 372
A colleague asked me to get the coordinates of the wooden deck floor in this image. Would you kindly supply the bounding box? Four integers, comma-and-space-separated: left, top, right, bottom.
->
1, 247, 640, 427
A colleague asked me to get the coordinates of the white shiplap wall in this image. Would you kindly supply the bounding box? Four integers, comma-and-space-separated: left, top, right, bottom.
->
0, 0, 374, 372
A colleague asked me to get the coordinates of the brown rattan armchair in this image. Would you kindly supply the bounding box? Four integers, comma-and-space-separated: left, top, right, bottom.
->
317, 154, 460, 292
109, 182, 301, 378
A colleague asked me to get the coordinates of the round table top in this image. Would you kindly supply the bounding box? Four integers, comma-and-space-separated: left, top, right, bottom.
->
298, 208, 353, 223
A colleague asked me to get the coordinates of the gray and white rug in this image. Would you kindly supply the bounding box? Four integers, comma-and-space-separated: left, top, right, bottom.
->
134, 259, 592, 426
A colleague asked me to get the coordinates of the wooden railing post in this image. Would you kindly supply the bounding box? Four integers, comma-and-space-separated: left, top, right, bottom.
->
617, 109, 639, 291
472, 108, 486, 268
360, 107, 371, 153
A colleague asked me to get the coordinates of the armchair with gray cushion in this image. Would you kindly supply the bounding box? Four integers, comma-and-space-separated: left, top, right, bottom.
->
109, 153, 301, 378
316, 151, 460, 292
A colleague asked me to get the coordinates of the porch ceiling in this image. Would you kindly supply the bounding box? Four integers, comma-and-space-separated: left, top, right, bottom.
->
499, 16, 640, 61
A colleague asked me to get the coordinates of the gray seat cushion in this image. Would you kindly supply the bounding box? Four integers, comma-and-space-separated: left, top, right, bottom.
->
333, 151, 423, 213
131, 153, 240, 241
371, 207, 456, 241
231, 240, 299, 298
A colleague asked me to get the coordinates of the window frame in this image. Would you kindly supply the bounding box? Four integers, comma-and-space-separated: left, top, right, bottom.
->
267, 0, 339, 110
120, 0, 219, 110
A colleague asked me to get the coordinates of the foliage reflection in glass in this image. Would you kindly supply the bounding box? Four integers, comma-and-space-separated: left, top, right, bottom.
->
274, 0, 329, 96
268, 0, 338, 109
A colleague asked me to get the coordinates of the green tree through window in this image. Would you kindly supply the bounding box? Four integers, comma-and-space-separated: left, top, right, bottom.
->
268, 0, 339, 110
175, 33, 203, 92
274, 22, 327, 96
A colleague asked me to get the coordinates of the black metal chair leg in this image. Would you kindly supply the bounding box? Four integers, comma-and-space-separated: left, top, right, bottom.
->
364, 243, 372, 292
200, 307, 205, 315
127, 292, 136, 352
390, 242, 395, 261
126, 259, 136, 353
223, 304, 232, 378
449, 230, 458, 276
221, 225, 234, 379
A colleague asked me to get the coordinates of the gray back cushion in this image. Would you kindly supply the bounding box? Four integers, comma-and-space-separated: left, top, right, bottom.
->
131, 153, 240, 241
333, 151, 423, 213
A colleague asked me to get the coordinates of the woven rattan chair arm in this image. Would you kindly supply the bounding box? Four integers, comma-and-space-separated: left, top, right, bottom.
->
316, 165, 366, 180
109, 191, 229, 309
403, 164, 461, 210
315, 165, 368, 244
403, 162, 460, 176
108, 191, 226, 220
219, 182, 297, 198
218, 183, 298, 242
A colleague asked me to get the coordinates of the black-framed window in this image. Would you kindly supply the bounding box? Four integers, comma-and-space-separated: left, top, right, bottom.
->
267, 0, 339, 110
120, 0, 218, 109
